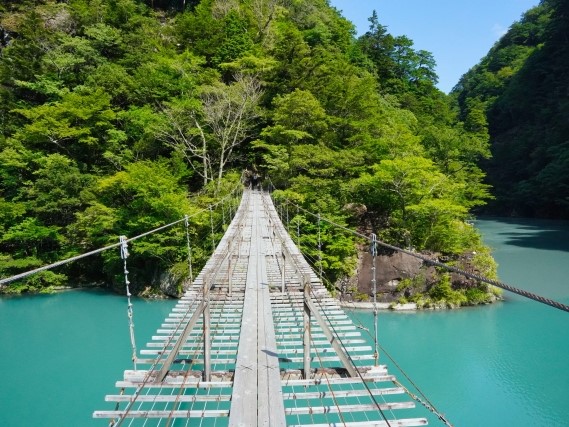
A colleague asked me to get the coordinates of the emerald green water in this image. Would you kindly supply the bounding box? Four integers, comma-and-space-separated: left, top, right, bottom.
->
0, 290, 176, 426
351, 217, 569, 426
1, 217, 569, 426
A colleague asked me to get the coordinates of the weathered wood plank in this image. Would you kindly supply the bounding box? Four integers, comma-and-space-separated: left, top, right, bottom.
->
93, 409, 229, 418
282, 375, 396, 386
285, 401, 415, 415
105, 394, 231, 402
229, 194, 286, 427
257, 219, 286, 426
283, 387, 405, 399
289, 419, 429, 427
115, 380, 232, 388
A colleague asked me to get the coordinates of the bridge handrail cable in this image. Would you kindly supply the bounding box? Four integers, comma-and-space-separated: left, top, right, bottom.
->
271, 194, 569, 314
0, 183, 244, 287
262, 194, 403, 426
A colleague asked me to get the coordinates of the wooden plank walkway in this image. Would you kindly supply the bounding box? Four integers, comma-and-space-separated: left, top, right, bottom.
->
229, 193, 286, 426
93, 189, 428, 427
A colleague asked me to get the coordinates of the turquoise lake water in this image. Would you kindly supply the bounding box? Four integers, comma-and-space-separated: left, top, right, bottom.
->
1, 217, 568, 426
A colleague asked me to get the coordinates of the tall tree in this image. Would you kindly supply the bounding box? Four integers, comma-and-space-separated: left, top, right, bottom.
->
158, 73, 262, 191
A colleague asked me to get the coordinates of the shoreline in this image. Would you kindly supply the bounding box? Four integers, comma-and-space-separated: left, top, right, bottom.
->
2, 286, 500, 310
339, 298, 503, 311
340, 301, 418, 311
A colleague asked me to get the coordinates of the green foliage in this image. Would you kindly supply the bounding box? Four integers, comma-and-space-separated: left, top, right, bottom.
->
70, 158, 194, 291
0, 0, 498, 297
454, 1, 569, 217
13, 89, 119, 166
358, 11, 438, 94
429, 274, 467, 307
212, 11, 255, 66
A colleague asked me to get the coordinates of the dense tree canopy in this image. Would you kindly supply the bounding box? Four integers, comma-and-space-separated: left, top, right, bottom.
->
453, 0, 569, 218
0, 0, 497, 305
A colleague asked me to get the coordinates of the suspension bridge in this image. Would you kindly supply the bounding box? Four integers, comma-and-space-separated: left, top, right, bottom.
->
91, 188, 432, 426
3, 183, 568, 426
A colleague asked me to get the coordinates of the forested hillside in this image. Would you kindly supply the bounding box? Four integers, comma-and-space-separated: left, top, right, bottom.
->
454, 0, 569, 218
0, 0, 497, 306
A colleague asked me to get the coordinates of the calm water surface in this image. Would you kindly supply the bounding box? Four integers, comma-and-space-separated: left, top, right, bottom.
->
351, 217, 569, 426
1, 217, 569, 426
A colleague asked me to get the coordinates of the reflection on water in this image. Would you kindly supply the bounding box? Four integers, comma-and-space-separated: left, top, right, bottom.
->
484, 217, 569, 252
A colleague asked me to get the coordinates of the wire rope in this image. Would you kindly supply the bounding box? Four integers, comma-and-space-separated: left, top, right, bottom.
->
120, 236, 138, 371
184, 216, 194, 284
377, 342, 453, 426
308, 285, 394, 427
0, 182, 243, 287
310, 334, 348, 426
274, 195, 569, 313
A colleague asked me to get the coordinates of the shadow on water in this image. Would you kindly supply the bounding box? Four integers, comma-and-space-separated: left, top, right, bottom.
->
479, 216, 569, 252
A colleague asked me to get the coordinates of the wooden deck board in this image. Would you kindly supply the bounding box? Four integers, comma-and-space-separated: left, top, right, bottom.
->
95, 189, 429, 427
229, 193, 286, 427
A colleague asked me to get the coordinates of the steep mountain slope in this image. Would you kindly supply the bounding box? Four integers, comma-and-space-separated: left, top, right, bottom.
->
454, 0, 569, 217
0, 0, 497, 306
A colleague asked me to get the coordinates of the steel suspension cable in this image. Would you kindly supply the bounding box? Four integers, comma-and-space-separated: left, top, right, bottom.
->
209, 206, 216, 253
309, 286, 393, 427
185, 215, 194, 284
296, 206, 301, 248
120, 236, 138, 371
310, 334, 348, 427
0, 188, 244, 288
317, 213, 323, 280
377, 341, 453, 426
277, 196, 569, 314
371, 233, 379, 367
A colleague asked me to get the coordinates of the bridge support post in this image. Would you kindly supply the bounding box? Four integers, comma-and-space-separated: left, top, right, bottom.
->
303, 273, 311, 379
228, 253, 233, 297
203, 273, 211, 382
281, 252, 286, 293
238, 224, 243, 258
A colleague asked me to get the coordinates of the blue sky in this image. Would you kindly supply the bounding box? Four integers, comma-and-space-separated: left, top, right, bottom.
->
329, 0, 540, 93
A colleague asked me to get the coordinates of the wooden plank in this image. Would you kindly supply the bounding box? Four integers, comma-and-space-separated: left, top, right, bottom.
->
277, 339, 366, 346
229, 199, 259, 427
153, 300, 206, 383
229, 193, 286, 426
134, 358, 235, 365
283, 387, 405, 399
105, 394, 231, 402
115, 380, 232, 388
282, 375, 396, 386
257, 217, 286, 427
149, 339, 238, 347
93, 409, 229, 418
289, 419, 429, 427
304, 296, 358, 377
277, 346, 372, 354
275, 320, 352, 326
124, 369, 232, 383
285, 401, 415, 415
140, 348, 237, 355
274, 325, 357, 331
275, 332, 361, 339
276, 354, 376, 363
